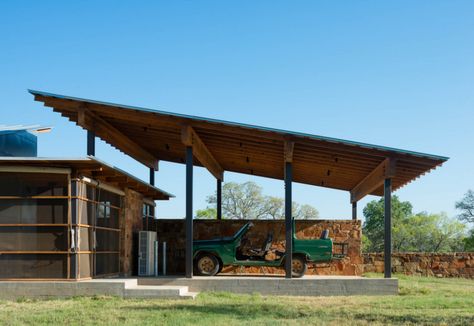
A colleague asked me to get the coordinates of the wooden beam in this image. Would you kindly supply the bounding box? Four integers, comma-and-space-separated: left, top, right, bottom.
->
105, 176, 129, 183
77, 107, 158, 170
350, 158, 396, 203
181, 125, 224, 180
284, 141, 294, 163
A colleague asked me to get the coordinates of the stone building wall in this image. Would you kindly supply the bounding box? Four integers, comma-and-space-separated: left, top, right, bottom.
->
120, 188, 144, 276
152, 219, 363, 276
363, 252, 474, 278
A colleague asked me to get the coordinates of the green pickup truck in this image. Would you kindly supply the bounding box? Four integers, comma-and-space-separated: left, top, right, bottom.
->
193, 222, 346, 277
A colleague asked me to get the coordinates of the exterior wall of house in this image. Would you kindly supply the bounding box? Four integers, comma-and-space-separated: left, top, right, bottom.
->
152, 219, 363, 276
74, 178, 123, 279
0, 171, 70, 279
120, 188, 144, 276
0, 168, 150, 280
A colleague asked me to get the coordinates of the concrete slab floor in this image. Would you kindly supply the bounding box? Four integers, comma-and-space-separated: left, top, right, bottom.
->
139, 275, 399, 296
0, 276, 398, 299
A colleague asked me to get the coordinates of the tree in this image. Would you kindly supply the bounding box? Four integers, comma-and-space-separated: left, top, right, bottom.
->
202, 181, 319, 220
294, 204, 320, 220
196, 207, 217, 219
363, 195, 413, 252
455, 190, 474, 224
264, 196, 284, 220
362, 196, 466, 253
207, 182, 269, 219
463, 229, 474, 251
408, 212, 465, 252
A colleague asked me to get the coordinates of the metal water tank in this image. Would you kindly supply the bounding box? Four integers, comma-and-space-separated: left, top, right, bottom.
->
0, 125, 51, 157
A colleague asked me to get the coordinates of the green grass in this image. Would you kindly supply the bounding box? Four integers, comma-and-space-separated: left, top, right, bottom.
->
0, 275, 473, 325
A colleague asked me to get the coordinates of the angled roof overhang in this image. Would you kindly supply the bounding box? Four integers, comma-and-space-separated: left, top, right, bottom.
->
29, 89, 448, 202
0, 156, 174, 200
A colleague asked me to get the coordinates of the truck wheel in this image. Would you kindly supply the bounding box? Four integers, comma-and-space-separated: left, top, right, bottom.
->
292, 256, 307, 278
195, 254, 220, 276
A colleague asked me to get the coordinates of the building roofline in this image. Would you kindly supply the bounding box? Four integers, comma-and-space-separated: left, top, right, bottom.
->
28, 89, 449, 162
0, 155, 175, 199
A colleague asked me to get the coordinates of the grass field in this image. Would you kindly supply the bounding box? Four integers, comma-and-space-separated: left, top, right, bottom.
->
0, 274, 473, 325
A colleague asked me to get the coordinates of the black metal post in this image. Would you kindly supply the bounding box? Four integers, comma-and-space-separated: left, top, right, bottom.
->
87, 130, 95, 156
216, 179, 222, 220
149, 168, 155, 186
185, 146, 194, 278
285, 162, 293, 279
352, 202, 357, 220
384, 178, 392, 278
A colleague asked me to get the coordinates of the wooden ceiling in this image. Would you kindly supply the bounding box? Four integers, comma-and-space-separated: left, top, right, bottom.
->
29, 90, 448, 202
0, 157, 173, 200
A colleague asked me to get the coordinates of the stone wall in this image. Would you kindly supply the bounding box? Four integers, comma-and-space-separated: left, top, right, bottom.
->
120, 188, 144, 276
363, 253, 474, 278
152, 219, 363, 276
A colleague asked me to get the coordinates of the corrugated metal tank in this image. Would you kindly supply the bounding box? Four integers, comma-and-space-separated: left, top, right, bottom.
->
0, 130, 37, 157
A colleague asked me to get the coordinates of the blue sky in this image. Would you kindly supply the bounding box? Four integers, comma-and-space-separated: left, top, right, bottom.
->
1, 1, 473, 220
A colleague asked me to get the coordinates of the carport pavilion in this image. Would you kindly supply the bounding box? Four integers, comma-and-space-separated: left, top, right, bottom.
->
29, 89, 448, 279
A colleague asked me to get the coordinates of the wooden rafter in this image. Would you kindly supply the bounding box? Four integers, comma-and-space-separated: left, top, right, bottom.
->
350, 158, 396, 203
181, 125, 224, 180
31, 90, 448, 194
76, 106, 158, 170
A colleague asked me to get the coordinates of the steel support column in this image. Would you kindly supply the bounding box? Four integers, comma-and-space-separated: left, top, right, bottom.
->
285, 162, 293, 279
352, 202, 357, 220
149, 167, 155, 186
384, 178, 392, 278
87, 130, 95, 156
185, 146, 193, 278
216, 179, 222, 220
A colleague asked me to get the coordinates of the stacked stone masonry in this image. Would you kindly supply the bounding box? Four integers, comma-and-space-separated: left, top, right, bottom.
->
120, 188, 144, 276
151, 219, 363, 276
363, 253, 474, 278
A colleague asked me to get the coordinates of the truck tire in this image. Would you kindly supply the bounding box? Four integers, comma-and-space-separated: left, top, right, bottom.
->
292, 255, 307, 278
195, 253, 220, 276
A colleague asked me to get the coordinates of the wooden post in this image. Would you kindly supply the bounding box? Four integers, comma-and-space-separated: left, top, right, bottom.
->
87, 130, 95, 156
185, 146, 193, 278
352, 202, 357, 220
384, 178, 392, 278
285, 162, 293, 279
217, 179, 222, 220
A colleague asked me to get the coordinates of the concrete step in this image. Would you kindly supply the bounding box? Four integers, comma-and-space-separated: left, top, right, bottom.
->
124, 284, 197, 299
181, 291, 199, 299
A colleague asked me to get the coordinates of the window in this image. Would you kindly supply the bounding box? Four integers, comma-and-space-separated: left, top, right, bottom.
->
142, 203, 155, 231
98, 202, 111, 219
0, 172, 124, 280
0, 173, 68, 196
0, 172, 69, 279
74, 179, 122, 277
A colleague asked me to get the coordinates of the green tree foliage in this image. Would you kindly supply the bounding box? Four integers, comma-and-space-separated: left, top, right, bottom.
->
455, 190, 474, 251
293, 204, 320, 220
407, 212, 465, 252
463, 229, 474, 251
363, 196, 466, 253
363, 196, 413, 252
199, 181, 319, 220
196, 207, 217, 219
455, 190, 474, 223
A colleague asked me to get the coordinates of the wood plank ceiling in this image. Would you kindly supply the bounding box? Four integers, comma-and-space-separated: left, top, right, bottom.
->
29, 90, 448, 202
